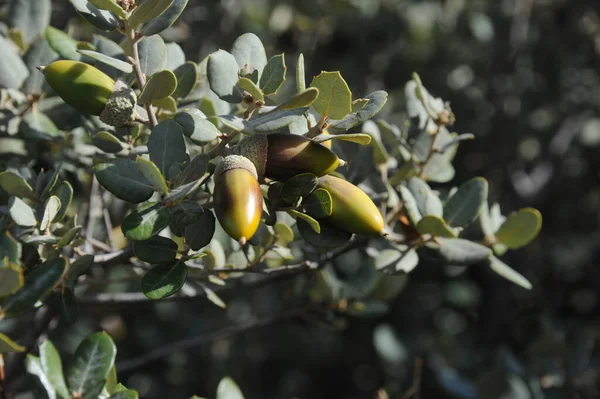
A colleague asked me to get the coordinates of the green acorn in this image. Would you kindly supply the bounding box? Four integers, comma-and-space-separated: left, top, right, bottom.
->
236, 133, 342, 181
316, 175, 386, 236
213, 155, 263, 244
37, 60, 137, 127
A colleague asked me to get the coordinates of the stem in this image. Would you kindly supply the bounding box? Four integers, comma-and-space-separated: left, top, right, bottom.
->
127, 29, 158, 128
207, 130, 241, 158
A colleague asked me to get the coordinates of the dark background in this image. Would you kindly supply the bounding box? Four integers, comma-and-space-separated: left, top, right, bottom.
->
12, 0, 600, 398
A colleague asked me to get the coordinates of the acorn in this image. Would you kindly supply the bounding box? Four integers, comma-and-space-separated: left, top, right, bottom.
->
315, 175, 385, 236
236, 133, 341, 181
213, 155, 263, 244
316, 129, 332, 150
37, 60, 137, 127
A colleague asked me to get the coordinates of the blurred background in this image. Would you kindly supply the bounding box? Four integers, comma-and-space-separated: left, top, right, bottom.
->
7, 0, 600, 398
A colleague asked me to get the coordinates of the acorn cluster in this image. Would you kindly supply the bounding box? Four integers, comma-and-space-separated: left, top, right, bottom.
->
214, 133, 386, 244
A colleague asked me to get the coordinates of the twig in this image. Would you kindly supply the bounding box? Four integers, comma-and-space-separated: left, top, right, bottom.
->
116, 306, 307, 372
418, 125, 441, 178
84, 176, 100, 253
0, 354, 5, 399
127, 30, 158, 128
97, 188, 116, 250
401, 357, 424, 399
207, 130, 241, 158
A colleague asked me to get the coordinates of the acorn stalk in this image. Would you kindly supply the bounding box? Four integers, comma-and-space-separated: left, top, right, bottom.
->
38, 60, 137, 127
213, 155, 263, 244
236, 133, 342, 181
315, 175, 386, 236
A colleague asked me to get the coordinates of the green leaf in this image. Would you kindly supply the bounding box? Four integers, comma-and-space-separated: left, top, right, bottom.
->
66, 255, 95, 284
207, 50, 243, 103
40, 196, 61, 231
109, 390, 139, 399
0, 264, 23, 297
173, 61, 197, 98
8, 0, 51, 43
303, 188, 332, 219
137, 35, 167, 76
351, 98, 370, 112
184, 211, 216, 251
174, 111, 220, 144
2, 257, 66, 317
495, 208, 542, 249
26, 355, 57, 399
416, 215, 456, 238
216, 377, 245, 399
67, 332, 116, 399
168, 201, 204, 235
60, 287, 79, 324
165, 42, 185, 70
20, 109, 61, 140
295, 53, 306, 93
128, 0, 175, 28
329, 90, 388, 131
375, 247, 419, 274
487, 256, 532, 290
141, 0, 189, 36
88, 0, 127, 19
274, 223, 294, 244
310, 71, 352, 120
0, 234, 20, 266
260, 54, 286, 95
135, 157, 169, 195
68, 0, 118, 31
443, 177, 488, 227
40, 340, 70, 399
178, 154, 210, 185
141, 262, 187, 299
312, 133, 372, 145
220, 107, 308, 134
122, 202, 170, 240
94, 158, 154, 203
405, 177, 443, 218
0, 332, 25, 353
430, 238, 492, 266
148, 119, 188, 181
281, 173, 318, 204
77, 49, 132, 73
275, 88, 319, 111
45, 26, 80, 60
230, 33, 267, 81
92, 131, 124, 154
153, 96, 177, 113
133, 235, 178, 264
398, 185, 421, 226
0, 171, 36, 199
238, 77, 264, 102
203, 285, 226, 309
22, 39, 58, 95
138, 70, 177, 104
37, 168, 61, 203
8, 196, 37, 227
0, 37, 29, 89
56, 225, 83, 248
297, 218, 353, 249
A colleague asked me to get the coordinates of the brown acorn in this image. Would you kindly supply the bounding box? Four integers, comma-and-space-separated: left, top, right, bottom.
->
236, 133, 341, 181
213, 155, 263, 244
316, 175, 385, 236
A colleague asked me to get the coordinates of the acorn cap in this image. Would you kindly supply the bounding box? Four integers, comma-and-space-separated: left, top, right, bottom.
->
214, 154, 258, 180
99, 79, 137, 127
235, 135, 267, 178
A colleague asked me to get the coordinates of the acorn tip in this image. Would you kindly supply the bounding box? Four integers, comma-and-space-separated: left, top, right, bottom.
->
239, 237, 247, 246
36, 65, 46, 73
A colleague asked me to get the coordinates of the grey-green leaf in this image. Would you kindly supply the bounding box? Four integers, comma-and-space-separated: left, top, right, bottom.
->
92, 131, 125, 154
329, 90, 388, 131
208, 50, 243, 103
0, 37, 29, 89
230, 33, 267, 81
137, 35, 167, 76
26, 355, 57, 399
40, 340, 70, 399
52, 181, 72, 222
275, 88, 319, 111
295, 53, 305, 93
0, 171, 36, 199
375, 247, 419, 274
45, 26, 80, 61
303, 188, 332, 219
173, 61, 198, 98
141, 0, 189, 36
296, 218, 352, 249
487, 256, 533, 290
432, 238, 492, 266
68, 0, 119, 31
416, 215, 456, 238
260, 54, 286, 95
88, 0, 127, 19
67, 332, 117, 399
128, 0, 176, 28
2, 257, 66, 317
148, 119, 188, 180
121, 202, 170, 240
40, 196, 61, 231
174, 111, 220, 144
133, 235, 178, 264
22, 39, 58, 95
443, 177, 488, 227
94, 158, 154, 203
0, 264, 23, 297
138, 69, 177, 104
184, 210, 216, 251
77, 50, 133, 73
8, 196, 37, 227
495, 208, 542, 249
216, 377, 245, 399
406, 177, 443, 218
141, 262, 187, 299
135, 157, 169, 195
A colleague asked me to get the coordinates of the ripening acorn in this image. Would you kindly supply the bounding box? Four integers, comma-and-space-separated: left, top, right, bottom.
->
236, 133, 341, 181
316, 175, 386, 236
37, 60, 137, 127
213, 155, 263, 244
